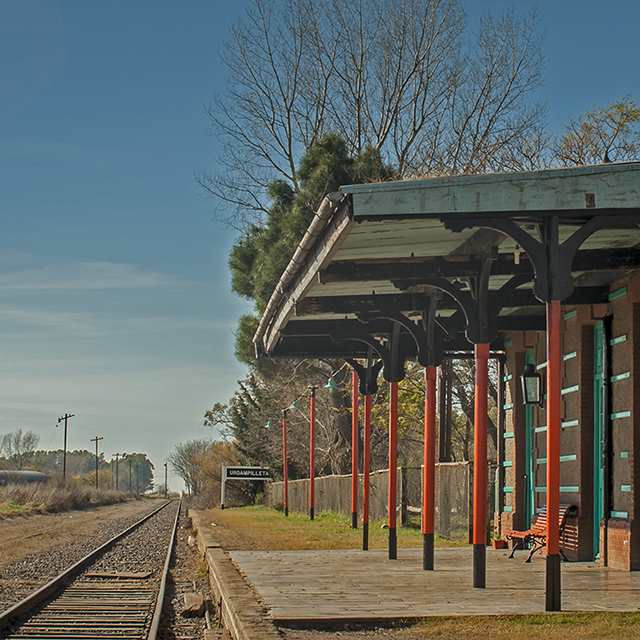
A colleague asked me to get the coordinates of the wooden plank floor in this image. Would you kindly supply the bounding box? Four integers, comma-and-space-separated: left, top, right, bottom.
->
229, 548, 640, 621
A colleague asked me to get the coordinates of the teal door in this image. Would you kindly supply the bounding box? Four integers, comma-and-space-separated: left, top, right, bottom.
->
525, 350, 535, 528
593, 321, 605, 558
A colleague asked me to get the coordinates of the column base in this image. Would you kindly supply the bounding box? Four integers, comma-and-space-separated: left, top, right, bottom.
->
352, 512, 358, 529
546, 554, 562, 611
473, 543, 486, 588
310, 507, 314, 520
284, 508, 288, 517
423, 533, 434, 570
388, 527, 397, 559
363, 523, 369, 551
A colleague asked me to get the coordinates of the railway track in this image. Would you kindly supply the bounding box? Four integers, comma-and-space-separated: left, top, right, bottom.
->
0, 499, 180, 639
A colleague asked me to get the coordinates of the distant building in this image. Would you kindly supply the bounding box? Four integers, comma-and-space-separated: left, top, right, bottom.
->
0, 470, 52, 485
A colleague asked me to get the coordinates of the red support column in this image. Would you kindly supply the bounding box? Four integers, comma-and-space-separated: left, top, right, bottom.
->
352, 371, 359, 529
309, 389, 316, 520
423, 366, 437, 569
473, 343, 490, 588
546, 299, 562, 610
363, 393, 371, 550
389, 381, 398, 559
283, 410, 289, 517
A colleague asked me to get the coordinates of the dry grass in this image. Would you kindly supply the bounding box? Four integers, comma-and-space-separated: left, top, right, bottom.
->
201, 506, 462, 551
399, 612, 640, 639
285, 614, 640, 639
0, 477, 137, 519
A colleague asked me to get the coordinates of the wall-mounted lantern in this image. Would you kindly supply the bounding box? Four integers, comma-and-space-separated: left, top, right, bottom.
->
520, 363, 543, 406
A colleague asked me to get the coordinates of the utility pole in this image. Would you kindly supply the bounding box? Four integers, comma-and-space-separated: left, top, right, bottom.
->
90, 436, 104, 489
164, 462, 168, 498
57, 413, 75, 479
113, 453, 120, 491
128, 457, 132, 492
136, 464, 139, 494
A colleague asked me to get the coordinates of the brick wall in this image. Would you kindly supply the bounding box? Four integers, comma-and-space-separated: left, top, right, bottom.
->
603, 519, 631, 570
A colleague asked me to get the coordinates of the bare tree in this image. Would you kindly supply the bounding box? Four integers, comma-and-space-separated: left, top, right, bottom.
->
205, 359, 359, 477
0, 429, 40, 470
443, 8, 547, 175
201, 0, 326, 228
199, 0, 546, 229
168, 439, 211, 495
551, 95, 640, 166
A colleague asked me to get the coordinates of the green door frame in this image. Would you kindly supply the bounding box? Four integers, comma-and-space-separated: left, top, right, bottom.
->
525, 350, 536, 529
594, 321, 605, 559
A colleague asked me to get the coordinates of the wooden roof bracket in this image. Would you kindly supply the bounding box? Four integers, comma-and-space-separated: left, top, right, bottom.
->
443, 213, 640, 304
392, 268, 497, 345
345, 352, 384, 396
329, 323, 412, 383
328, 327, 396, 381
357, 297, 445, 369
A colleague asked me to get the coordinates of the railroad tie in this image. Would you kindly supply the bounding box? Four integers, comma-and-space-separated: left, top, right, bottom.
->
4, 579, 157, 639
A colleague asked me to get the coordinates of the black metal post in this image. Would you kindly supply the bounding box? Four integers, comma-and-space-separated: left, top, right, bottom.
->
57, 413, 74, 479
546, 554, 561, 611
164, 462, 168, 498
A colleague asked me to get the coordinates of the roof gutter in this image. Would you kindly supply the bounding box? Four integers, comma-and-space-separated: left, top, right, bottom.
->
253, 191, 347, 356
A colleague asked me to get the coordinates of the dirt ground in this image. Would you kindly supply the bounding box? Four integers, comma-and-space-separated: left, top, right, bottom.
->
200, 508, 286, 550
0, 499, 155, 567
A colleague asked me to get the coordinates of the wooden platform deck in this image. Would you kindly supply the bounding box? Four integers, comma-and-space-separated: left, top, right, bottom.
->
229, 547, 640, 622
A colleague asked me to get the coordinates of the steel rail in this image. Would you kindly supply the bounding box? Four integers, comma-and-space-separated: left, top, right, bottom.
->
147, 497, 181, 640
0, 499, 174, 632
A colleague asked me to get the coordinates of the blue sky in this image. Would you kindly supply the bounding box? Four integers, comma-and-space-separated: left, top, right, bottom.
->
1, 0, 638, 489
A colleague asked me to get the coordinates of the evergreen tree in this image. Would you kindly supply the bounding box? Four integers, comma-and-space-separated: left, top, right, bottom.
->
229, 133, 389, 365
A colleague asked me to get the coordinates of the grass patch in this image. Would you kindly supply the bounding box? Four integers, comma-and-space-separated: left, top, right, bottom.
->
201, 505, 466, 551
0, 500, 39, 514
402, 612, 640, 639
281, 613, 640, 639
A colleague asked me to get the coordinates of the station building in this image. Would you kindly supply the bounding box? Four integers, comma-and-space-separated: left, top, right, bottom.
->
501, 271, 640, 569
253, 160, 640, 584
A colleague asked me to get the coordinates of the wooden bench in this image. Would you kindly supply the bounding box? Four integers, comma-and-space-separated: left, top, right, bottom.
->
504, 504, 577, 562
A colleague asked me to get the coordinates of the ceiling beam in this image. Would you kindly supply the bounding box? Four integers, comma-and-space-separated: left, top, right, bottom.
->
295, 294, 427, 316
500, 286, 609, 307
271, 332, 507, 359
321, 254, 529, 282
295, 285, 608, 317
319, 248, 640, 284
282, 319, 393, 336
282, 314, 548, 340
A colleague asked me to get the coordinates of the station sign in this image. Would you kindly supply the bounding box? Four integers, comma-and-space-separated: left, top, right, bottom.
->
221, 465, 271, 509
225, 466, 271, 480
